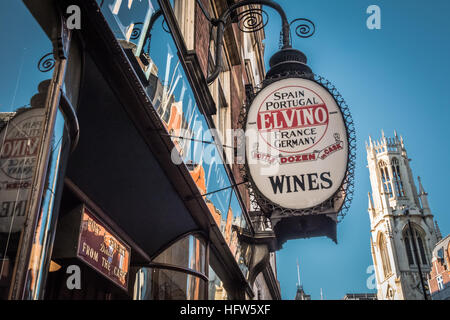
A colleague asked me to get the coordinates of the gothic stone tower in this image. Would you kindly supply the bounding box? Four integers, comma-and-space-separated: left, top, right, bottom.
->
366, 131, 441, 300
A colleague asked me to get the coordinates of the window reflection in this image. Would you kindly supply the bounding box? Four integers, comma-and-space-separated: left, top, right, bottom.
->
134, 234, 207, 300
134, 267, 205, 300
98, 0, 252, 276
153, 234, 206, 274
208, 266, 228, 300
98, 0, 155, 45
24, 109, 67, 300
0, 0, 53, 299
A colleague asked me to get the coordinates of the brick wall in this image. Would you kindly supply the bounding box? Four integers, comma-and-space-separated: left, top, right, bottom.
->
428, 242, 450, 296
194, 0, 211, 78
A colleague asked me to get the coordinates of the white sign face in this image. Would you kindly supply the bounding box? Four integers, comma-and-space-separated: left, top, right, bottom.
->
0, 108, 45, 233
245, 78, 348, 210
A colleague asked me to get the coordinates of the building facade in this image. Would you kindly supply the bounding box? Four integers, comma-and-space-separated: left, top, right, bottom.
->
428, 234, 450, 300
342, 293, 376, 300
0, 0, 281, 300
366, 131, 441, 300
294, 285, 311, 300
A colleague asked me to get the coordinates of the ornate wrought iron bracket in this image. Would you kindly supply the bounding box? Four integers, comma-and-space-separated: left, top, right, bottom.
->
194, 0, 315, 84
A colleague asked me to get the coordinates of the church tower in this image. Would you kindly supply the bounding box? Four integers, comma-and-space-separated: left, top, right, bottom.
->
366, 131, 441, 300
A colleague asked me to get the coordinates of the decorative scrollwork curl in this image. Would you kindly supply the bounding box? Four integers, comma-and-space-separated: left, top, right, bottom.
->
130, 18, 170, 43
237, 8, 269, 33
290, 18, 316, 38
37, 53, 55, 73
130, 22, 143, 40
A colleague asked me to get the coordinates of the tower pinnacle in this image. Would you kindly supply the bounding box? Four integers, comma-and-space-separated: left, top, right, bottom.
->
418, 176, 427, 195
417, 176, 431, 214
435, 221, 442, 241
368, 192, 374, 211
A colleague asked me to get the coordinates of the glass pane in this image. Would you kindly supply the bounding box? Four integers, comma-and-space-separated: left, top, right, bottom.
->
98, 0, 155, 46
98, 0, 252, 276
0, 0, 52, 299
208, 266, 228, 300
133, 267, 206, 300
153, 234, 206, 274
23, 109, 68, 300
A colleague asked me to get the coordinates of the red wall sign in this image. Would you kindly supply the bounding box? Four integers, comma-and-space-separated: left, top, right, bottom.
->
77, 207, 131, 291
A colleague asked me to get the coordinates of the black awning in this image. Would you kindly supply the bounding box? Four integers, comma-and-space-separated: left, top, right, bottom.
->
66, 53, 198, 258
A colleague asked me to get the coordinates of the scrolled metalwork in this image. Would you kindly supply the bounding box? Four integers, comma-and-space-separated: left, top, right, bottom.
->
236, 8, 269, 33
203, 0, 292, 84
130, 22, 143, 40
290, 18, 315, 38
314, 74, 356, 222
37, 53, 55, 73
239, 71, 356, 222
131, 18, 170, 43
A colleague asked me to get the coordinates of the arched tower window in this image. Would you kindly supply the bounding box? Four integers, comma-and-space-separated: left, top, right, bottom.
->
391, 158, 405, 197
379, 161, 392, 197
417, 236, 428, 265
404, 234, 415, 265
403, 225, 428, 267
378, 233, 392, 278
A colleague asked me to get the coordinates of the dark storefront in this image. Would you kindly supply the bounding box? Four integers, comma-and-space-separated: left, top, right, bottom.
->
0, 0, 280, 300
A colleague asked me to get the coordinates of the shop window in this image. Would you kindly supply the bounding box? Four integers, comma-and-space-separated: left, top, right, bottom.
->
133, 234, 207, 300
98, 0, 253, 279
153, 234, 206, 274
208, 266, 228, 300
0, 0, 55, 300
98, 0, 152, 46
135, 268, 206, 300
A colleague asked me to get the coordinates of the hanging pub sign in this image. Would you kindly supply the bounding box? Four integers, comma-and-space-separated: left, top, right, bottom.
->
244, 73, 355, 245
246, 77, 349, 210
0, 107, 45, 233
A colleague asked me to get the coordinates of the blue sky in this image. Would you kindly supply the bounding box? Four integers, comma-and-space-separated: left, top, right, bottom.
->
262, 0, 450, 300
